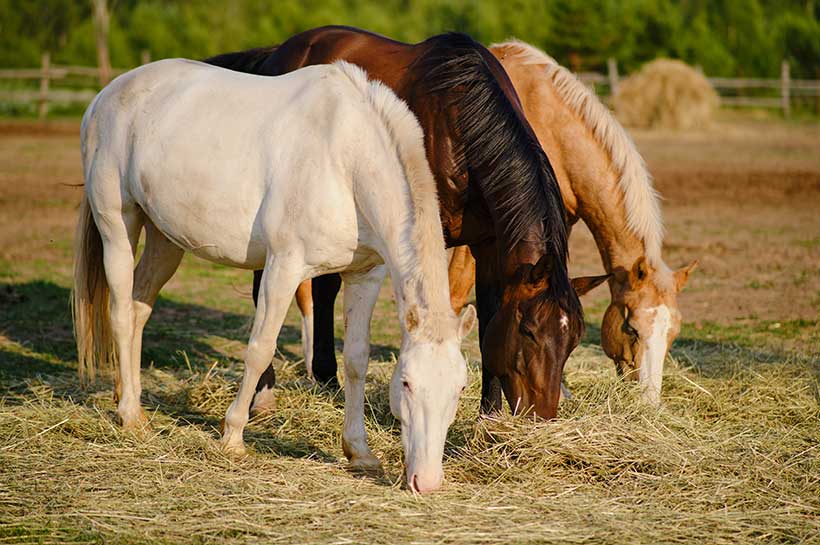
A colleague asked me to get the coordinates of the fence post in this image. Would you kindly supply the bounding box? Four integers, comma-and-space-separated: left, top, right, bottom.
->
140, 50, 151, 65
781, 60, 791, 118
38, 52, 50, 120
607, 57, 619, 95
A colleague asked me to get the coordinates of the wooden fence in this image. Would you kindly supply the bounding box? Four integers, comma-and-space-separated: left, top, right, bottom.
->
2, 53, 819, 119
0, 52, 135, 118
579, 58, 820, 117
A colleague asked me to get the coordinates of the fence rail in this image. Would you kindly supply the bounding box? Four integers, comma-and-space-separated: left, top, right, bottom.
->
2, 52, 819, 119
0, 52, 138, 118
577, 58, 820, 117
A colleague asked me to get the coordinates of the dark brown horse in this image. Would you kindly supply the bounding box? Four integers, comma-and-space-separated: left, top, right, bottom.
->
207, 26, 596, 419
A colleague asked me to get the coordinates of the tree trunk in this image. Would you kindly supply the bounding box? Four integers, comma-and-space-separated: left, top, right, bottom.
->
92, 0, 112, 86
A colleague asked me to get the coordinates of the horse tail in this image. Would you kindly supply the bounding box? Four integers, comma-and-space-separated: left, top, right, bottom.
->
72, 194, 115, 385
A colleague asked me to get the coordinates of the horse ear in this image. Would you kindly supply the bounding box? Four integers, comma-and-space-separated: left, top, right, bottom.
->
529, 255, 553, 285
629, 256, 653, 287
674, 260, 698, 292
457, 304, 477, 340
571, 273, 612, 296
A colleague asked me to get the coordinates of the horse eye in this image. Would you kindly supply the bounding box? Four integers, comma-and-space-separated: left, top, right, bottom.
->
521, 328, 537, 342
624, 322, 639, 338
402, 380, 411, 392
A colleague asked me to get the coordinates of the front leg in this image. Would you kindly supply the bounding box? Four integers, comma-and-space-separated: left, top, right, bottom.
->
223, 258, 303, 455
471, 243, 503, 415
250, 269, 277, 415
340, 266, 386, 469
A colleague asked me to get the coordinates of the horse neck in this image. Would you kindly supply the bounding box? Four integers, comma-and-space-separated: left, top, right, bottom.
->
507, 60, 661, 283
363, 129, 455, 340
382, 216, 456, 340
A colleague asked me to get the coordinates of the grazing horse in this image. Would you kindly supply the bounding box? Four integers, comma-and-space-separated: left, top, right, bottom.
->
447, 41, 696, 405
72, 59, 476, 493
208, 26, 605, 419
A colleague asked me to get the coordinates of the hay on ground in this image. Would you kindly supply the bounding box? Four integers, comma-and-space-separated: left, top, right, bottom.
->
0, 341, 818, 544
614, 59, 720, 130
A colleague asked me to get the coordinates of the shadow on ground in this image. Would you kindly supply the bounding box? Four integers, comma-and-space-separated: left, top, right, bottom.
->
0, 280, 300, 368
0, 280, 399, 465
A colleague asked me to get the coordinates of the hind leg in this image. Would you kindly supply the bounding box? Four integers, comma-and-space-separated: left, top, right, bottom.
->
223, 255, 304, 455
447, 246, 475, 314
127, 220, 184, 410
250, 270, 276, 416
250, 279, 313, 415
340, 266, 385, 469
96, 204, 144, 429
295, 280, 314, 380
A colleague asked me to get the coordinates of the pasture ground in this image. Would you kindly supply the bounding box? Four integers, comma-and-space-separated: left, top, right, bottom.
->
0, 112, 818, 544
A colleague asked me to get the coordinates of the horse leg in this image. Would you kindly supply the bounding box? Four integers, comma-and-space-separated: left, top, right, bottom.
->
250, 269, 277, 415
560, 381, 573, 401
223, 256, 302, 455
447, 245, 476, 314
311, 273, 342, 386
340, 266, 385, 469
97, 204, 144, 429
471, 243, 503, 415
130, 220, 184, 407
295, 280, 314, 380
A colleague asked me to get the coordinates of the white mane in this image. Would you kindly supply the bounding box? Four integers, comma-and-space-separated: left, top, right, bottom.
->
333, 61, 456, 335
493, 41, 665, 266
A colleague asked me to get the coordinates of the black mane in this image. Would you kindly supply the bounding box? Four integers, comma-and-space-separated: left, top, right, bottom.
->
204, 45, 278, 73
412, 33, 577, 310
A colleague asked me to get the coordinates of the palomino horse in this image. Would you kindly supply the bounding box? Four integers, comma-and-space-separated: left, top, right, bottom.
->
456, 41, 696, 405
73, 59, 476, 493
208, 26, 607, 419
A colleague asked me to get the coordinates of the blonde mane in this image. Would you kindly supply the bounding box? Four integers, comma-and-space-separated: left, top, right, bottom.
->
493, 40, 665, 267
334, 61, 456, 336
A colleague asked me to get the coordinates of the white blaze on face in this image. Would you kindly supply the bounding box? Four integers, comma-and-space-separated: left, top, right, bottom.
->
559, 312, 569, 331
390, 340, 467, 494
639, 305, 671, 406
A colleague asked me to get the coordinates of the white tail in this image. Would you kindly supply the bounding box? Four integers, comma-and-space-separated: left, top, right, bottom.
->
71, 194, 115, 383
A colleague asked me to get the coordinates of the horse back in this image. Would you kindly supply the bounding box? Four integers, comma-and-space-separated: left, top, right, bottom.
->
81, 60, 386, 269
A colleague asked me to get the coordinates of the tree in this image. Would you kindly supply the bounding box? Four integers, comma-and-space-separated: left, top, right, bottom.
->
776, 12, 820, 78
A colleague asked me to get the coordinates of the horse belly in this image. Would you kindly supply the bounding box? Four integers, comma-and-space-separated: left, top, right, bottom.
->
296, 190, 382, 276
134, 172, 267, 269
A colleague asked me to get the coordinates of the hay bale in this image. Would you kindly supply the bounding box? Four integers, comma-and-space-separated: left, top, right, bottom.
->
614, 59, 719, 129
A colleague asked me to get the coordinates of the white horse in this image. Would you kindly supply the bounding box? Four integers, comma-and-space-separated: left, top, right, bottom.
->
73, 59, 476, 494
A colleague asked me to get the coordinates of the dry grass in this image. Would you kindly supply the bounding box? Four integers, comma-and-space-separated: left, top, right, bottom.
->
614, 59, 720, 130
1, 343, 818, 544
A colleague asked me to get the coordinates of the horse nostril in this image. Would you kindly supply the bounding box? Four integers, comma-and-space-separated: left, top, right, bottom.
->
411, 474, 420, 493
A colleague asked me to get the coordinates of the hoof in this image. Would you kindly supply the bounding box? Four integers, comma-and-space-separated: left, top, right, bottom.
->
249, 387, 276, 417
221, 437, 247, 458
119, 406, 149, 432
348, 454, 382, 471
317, 376, 341, 391
295, 376, 316, 389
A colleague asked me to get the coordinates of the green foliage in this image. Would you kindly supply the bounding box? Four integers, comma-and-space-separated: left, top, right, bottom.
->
0, 0, 818, 77
776, 12, 820, 77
